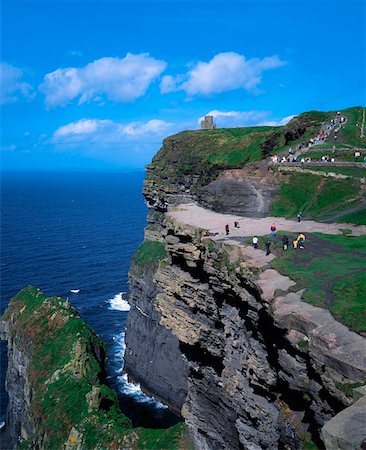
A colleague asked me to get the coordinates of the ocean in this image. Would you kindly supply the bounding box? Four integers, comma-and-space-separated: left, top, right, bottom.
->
0, 171, 178, 429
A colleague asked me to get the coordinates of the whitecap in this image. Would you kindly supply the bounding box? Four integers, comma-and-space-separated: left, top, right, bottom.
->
111, 331, 167, 409
108, 292, 130, 311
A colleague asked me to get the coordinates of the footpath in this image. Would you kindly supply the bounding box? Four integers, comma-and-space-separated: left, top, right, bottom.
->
167, 201, 366, 449
168, 203, 366, 237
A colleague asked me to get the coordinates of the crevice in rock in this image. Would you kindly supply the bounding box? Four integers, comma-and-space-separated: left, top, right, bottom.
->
171, 255, 210, 283
166, 229, 192, 244
179, 342, 224, 377
256, 307, 326, 446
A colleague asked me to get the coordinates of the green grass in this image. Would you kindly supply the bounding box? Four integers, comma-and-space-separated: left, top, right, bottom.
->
335, 208, 366, 225
2, 287, 190, 450
146, 107, 364, 197
270, 173, 361, 219
270, 174, 319, 217
338, 107, 366, 148
331, 273, 366, 332
133, 240, 168, 267
299, 151, 364, 162
270, 233, 366, 332
136, 422, 193, 450
304, 166, 366, 178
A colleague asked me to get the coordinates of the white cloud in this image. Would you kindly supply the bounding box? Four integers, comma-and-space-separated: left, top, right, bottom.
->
258, 115, 295, 126
1, 144, 17, 151
41, 53, 167, 108
52, 118, 178, 146
161, 52, 286, 97
0, 62, 34, 105
199, 110, 294, 128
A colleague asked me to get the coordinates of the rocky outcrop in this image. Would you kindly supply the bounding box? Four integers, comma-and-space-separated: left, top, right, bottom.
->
124, 212, 366, 449
321, 387, 366, 450
197, 171, 278, 217
0, 319, 35, 449
0, 287, 190, 449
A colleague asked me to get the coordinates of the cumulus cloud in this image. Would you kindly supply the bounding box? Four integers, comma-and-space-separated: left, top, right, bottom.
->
0, 62, 34, 105
161, 52, 286, 97
52, 118, 178, 146
41, 53, 167, 108
199, 110, 294, 128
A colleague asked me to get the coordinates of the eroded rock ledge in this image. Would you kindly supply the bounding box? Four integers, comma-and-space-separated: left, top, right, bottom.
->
124, 211, 366, 450
0, 287, 189, 449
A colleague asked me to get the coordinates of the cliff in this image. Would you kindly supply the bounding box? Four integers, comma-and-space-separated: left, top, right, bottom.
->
124, 107, 366, 449
0, 287, 190, 449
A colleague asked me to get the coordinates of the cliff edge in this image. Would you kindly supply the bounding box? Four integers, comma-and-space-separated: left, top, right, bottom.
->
0, 287, 191, 449
124, 107, 366, 449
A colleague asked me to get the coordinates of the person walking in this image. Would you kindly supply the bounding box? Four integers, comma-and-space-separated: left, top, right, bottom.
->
282, 235, 289, 250
252, 236, 259, 250
265, 240, 271, 256
297, 212, 302, 223
270, 223, 277, 237
225, 224, 230, 236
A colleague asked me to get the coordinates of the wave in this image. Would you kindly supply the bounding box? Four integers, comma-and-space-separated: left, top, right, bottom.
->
111, 331, 167, 409
108, 292, 130, 311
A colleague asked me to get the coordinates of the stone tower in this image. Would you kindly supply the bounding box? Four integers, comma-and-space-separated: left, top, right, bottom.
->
200, 115, 216, 130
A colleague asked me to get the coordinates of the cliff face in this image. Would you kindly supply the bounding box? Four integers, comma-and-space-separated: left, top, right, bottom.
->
0, 320, 36, 448
0, 287, 190, 450
124, 182, 366, 449
125, 264, 189, 414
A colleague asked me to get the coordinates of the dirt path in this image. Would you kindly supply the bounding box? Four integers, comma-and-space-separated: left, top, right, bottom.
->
324, 199, 366, 223
168, 203, 366, 237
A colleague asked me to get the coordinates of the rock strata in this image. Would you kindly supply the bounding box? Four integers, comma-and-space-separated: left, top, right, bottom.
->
125, 208, 366, 450
0, 287, 190, 449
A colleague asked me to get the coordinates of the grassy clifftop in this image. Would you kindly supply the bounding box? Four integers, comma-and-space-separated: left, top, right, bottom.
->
1, 287, 190, 450
145, 106, 365, 224
147, 107, 363, 190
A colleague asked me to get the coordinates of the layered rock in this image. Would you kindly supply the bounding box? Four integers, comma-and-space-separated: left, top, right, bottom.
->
124, 211, 366, 449
0, 287, 190, 449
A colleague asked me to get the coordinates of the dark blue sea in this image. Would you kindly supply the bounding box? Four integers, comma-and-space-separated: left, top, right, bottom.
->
0, 171, 178, 430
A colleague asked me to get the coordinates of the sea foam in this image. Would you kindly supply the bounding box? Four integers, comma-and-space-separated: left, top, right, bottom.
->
108, 292, 130, 311
112, 331, 167, 409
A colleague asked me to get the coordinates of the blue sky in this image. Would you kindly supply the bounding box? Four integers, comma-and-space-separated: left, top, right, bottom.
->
1, 0, 364, 171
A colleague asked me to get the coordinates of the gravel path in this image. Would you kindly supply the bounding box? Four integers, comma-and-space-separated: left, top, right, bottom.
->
168, 203, 366, 237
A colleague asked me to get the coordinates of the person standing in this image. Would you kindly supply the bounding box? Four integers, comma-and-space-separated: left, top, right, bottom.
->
297, 212, 302, 223
265, 240, 271, 256
270, 223, 277, 237
297, 233, 306, 249
282, 235, 289, 250
225, 224, 230, 236
252, 236, 259, 250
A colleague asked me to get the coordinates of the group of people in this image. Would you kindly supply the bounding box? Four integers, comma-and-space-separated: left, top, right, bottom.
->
270, 114, 349, 166
224, 217, 306, 256
251, 231, 306, 255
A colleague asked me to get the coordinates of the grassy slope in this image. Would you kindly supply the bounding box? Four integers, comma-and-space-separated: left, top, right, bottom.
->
150, 126, 277, 189
269, 172, 362, 220
335, 209, 366, 225
336, 107, 366, 148
148, 109, 338, 190
269, 234, 366, 332
133, 240, 168, 267
302, 166, 366, 178
299, 150, 366, 162
2, 287, 190, 450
